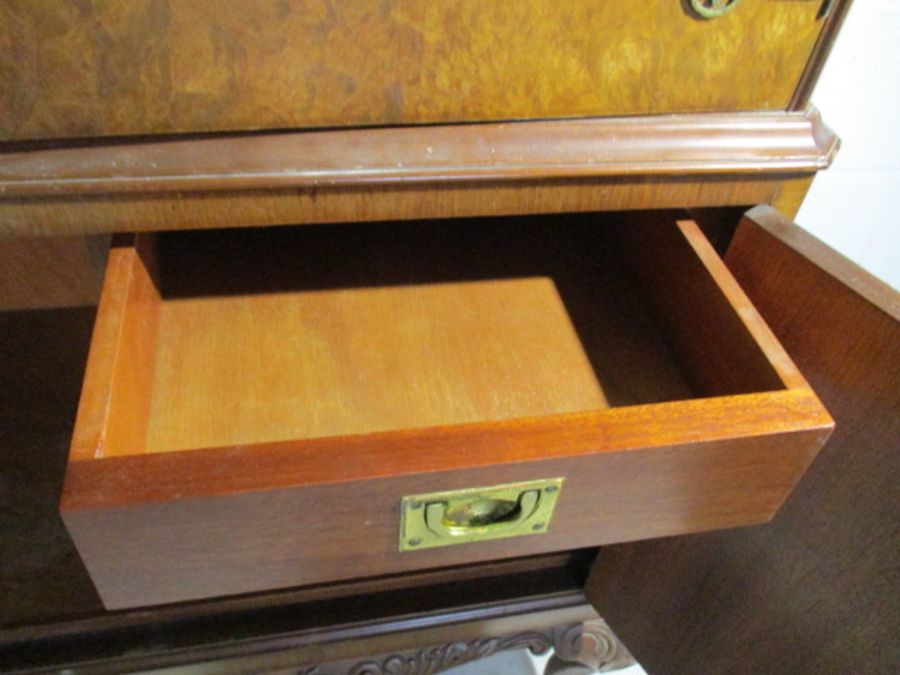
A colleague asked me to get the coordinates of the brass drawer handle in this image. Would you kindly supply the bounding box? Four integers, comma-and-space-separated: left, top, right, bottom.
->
399, 478, 564, 551
427, 490, 540, 536
689, 0, 742, 19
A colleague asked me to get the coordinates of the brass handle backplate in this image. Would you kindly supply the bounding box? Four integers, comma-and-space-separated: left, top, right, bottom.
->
399, 478, 564, 551
690, 0, 742, 19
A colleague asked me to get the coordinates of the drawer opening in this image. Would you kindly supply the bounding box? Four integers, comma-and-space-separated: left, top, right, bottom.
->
80, 213, 789, 459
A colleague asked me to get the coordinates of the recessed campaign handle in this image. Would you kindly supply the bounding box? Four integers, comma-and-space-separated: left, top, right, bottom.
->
399, 478, 564, 551
425, 489, 541, 537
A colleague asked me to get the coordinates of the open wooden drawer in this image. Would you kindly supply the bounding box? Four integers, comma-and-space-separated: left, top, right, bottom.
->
61, 212, 833, 609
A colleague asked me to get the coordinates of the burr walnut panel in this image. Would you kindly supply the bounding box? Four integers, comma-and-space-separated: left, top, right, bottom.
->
1, 0, 827, 141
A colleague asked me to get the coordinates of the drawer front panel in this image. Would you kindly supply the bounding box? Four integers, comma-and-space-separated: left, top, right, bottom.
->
1, 0, 828, 141
64, 423, 827, 609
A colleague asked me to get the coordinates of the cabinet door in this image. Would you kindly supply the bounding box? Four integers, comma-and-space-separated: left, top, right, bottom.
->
586, 205, 900, 674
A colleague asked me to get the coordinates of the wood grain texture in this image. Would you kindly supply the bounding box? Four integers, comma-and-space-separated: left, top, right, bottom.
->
61, 213, 832, 608
148, 276, 606, 451
0, 234, 108, 310
63, 388, 830, 509
0, 174, 803, 238
587, 206, 900, 675
0, 1, 827, 141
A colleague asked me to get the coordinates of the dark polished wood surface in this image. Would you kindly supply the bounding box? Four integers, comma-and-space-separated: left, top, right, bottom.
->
587, 207, 900, 674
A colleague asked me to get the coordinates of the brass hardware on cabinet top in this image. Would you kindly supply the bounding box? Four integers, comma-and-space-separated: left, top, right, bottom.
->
690, 0, 742, 20
399, 479, 564, 551
689, 0, 834, 21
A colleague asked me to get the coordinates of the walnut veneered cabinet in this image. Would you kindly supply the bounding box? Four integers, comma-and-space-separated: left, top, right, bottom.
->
0, 1, 873, 671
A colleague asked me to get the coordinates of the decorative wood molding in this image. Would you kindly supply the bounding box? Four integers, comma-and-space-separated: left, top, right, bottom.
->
337, 632, 553, 675
291, 619, 636, 675
0, 109, 837, 199
548, 618, 636, 674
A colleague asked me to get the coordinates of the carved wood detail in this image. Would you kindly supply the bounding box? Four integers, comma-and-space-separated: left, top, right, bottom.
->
295, 632, 553, 675
548, 618, 636, 674
290, 619, 636, 675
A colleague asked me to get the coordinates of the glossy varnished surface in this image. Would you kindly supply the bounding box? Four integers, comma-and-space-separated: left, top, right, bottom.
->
0, 1, 827, 141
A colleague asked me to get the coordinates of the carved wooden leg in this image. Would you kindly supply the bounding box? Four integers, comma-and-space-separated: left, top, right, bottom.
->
544, 618, 636, 674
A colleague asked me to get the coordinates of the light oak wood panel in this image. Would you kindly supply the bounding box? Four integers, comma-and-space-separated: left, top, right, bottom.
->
0, 1, 828, 141
148, 277, 606, 453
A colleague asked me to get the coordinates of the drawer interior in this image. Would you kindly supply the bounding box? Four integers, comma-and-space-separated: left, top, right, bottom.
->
83, 213, 786, 459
